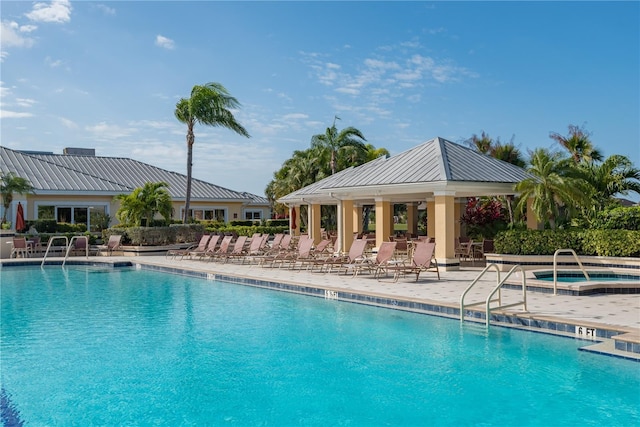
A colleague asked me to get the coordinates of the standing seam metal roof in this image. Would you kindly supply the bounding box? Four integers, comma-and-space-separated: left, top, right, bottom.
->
0, 146, 258, 201
279, 137, 531, 201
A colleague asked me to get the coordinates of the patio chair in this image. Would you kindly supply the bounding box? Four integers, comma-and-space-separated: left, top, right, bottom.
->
222, 235, 249, 263
344, 241, 397, 278
187, 235, 220, 260
312, 238, 368, 273
270, 235, 315, 269
241, 234, 271, 264
166, 234, 210, 259
454, 237, 475, 265
11, 237, 31, 258
98, 235, 122, 256
382, 241, 440, 282
205, 235, 234, 262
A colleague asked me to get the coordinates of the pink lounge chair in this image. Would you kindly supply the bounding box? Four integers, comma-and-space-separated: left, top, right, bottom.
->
382, 241, 440, 282
345, 241, 397, 277
167, 234, 210, 259
189, 235, 220, 260
98, 235, 122, 256
312, 238, 368, 273
205, 235, 233, 262
222, 235, 249, 263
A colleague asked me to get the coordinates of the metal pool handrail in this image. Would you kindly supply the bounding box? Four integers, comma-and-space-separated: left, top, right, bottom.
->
63, 235, 89, 267
553, 248, 590, 295
41, 235, 69, 267
460, 263, 501, 322
484, 265, 527, 328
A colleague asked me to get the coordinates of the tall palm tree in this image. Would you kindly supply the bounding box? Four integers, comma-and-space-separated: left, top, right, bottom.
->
0, 172, 34, 224
515, 148, 589, 228
550, 124, 603, 164
310, 116, 367, 175
175, 82, 250, 223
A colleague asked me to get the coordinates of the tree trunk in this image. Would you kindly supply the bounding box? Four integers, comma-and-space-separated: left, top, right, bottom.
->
184, 127, 195, 223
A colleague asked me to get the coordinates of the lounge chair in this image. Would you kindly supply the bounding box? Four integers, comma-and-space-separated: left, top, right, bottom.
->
382, 241, 440, 282
312, 238, 368, 273
345, 241, 397, 277
205, 235, 233, 262
188, 235, 220, 260
98, 235, 122, 256
222, 235, 249, 263
271, 235, 315, 269
241, 234, 271, 264
167, 234, 210, 259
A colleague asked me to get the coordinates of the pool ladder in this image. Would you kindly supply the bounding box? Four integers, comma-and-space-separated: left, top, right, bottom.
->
41, 235, 89, 267
552, 248, 590, 295
460, 263, 528, 327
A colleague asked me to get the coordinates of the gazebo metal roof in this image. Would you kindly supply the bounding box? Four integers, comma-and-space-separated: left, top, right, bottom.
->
279, 137, 530, 204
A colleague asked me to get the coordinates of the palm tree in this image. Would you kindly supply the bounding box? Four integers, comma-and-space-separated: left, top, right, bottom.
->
515, 148, 589, 228
310, 116, 367, 175
115, 181, 172, 226
578, 154, 640, 211
0, 172, 34, 224
175, 82, 250, 223
550, 124, 603, 164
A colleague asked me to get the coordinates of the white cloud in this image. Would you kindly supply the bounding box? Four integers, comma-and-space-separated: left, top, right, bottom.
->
85, 122, 134, 139
15, 98, 36, 108
95, 4, 116, 16
155, 35, 175, 50
25, 0, 72, 24
0, 110, 34, 118
59, 117, 77, 129
282, 113, 308, 120
1, 21, 36, 48
45, 56, 62, 68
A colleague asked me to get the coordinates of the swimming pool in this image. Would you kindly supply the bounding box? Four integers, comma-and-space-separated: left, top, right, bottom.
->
534, 271, 640, 283
1, 266, 639, 426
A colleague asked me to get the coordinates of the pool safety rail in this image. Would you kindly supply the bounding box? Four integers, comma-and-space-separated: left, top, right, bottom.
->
553, 248, 590, 295
460, 263, 528, 327
40, 235, 89, 267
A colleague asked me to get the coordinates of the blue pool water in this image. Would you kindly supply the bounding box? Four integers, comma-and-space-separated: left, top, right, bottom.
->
1, 266, 639, 426
534, 271, 640, 283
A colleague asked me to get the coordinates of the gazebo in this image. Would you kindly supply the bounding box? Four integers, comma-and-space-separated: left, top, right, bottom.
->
278, 137, 536, 270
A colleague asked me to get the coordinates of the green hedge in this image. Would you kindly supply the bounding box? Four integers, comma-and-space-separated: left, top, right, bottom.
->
494, 229, 640, 257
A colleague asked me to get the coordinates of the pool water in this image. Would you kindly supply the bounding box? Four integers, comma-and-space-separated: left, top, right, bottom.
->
534, 271, 640, 283
1, 266, 639, 426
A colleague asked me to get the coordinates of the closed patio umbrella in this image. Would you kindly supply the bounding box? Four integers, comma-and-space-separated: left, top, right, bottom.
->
291, 207, 297, 230
15, 202, 25, 232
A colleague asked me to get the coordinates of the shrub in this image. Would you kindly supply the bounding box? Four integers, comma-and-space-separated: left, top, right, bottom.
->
169, 223, 206, 243
494, 228, 640, 257
593, 206, 640, 230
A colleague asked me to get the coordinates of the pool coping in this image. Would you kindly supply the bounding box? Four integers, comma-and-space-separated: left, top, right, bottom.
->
2, 258, 639, 361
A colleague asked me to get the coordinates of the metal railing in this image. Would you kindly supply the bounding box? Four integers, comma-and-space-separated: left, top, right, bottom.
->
460, 263, 528, 327
41, 235, 69, 267
553, 249, 590, 295
63, 235, 89, 266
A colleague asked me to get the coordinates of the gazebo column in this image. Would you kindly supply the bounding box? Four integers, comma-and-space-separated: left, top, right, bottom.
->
526, 197, 540, 230
339, 199, 355, 253
406, 202, 418, 237
434, 192, 459, 271
309, 203, 322, 244
353, 204, 363, 236
454, 199, 462, 238
375, 198, 392, 248
427, 199, 436, 238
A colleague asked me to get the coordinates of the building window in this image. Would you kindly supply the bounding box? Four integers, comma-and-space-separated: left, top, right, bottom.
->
36, 204, 107, 231
244, 210, 262, 220
188, 208, 226, 222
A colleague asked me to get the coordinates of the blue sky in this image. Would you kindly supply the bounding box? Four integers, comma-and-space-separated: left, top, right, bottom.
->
1, 1, 639, 200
